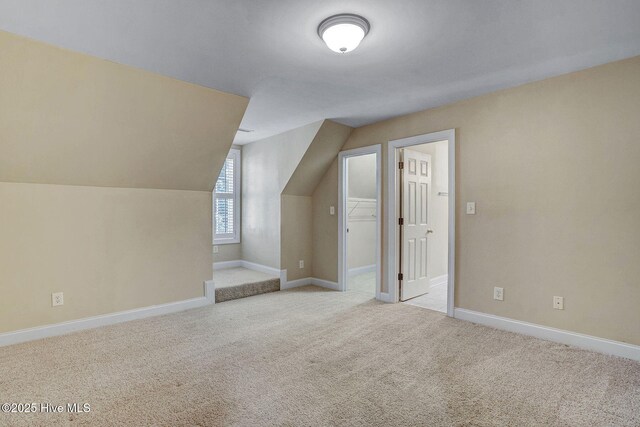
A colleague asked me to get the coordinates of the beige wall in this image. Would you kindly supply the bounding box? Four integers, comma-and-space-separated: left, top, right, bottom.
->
280, 121, 352, 280
0, 31, 245, 334
214, 244, 241, 263
312, 161, 339, 281
241, 122, 322, 269
0, 182, 211, 333
313, 56, 640, 345
412, 141, 449, 278
281, 195, 313, 280
0, 30, 247, 191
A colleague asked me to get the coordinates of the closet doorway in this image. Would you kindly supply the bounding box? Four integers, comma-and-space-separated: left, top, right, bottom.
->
338, 145, 381, 298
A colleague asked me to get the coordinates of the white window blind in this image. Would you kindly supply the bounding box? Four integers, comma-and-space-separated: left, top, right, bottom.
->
213, 148, 240, 244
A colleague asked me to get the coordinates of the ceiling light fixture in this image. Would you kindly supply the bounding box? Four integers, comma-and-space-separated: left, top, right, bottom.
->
318, 14, 370, 53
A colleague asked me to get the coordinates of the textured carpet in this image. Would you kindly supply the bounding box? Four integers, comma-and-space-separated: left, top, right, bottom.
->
215, 278, 280, 303
1, 286, 639, 426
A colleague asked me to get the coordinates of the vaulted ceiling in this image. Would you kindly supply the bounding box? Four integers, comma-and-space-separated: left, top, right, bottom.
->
1, 0, 639, 144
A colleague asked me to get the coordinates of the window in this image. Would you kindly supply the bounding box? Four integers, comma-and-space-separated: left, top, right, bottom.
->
213, 148, 240, 244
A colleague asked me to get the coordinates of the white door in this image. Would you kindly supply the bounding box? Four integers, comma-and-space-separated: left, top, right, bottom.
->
400, 149, 432, 301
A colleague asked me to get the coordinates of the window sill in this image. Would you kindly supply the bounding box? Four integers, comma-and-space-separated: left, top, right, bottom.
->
213, 238, 240, 245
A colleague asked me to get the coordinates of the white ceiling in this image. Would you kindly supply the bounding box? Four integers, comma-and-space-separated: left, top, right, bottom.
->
1, 0, 640, 144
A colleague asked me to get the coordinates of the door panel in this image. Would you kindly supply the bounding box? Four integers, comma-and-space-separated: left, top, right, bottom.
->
408, 181, 416, 225
400, 149, 432, 301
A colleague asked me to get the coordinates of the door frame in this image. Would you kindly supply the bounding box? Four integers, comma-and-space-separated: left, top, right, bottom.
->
338, 144, 382, 298
386, 129, 456, 316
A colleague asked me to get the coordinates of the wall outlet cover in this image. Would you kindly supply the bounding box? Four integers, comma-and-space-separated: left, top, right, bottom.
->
493, 287, 504, 301
299, 260, 304, 269
213, 246, 219, 253
52, 292, 64, 307
553, 296, 564, 310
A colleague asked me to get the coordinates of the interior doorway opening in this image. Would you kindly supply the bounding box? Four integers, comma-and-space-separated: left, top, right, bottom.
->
399, 141, 449, 312
387, 129, 455, 316
346, 153, 377, 294
338, 145, 382, 298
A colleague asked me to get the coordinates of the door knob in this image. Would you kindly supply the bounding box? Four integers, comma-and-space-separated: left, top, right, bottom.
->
426, 229, 434, 234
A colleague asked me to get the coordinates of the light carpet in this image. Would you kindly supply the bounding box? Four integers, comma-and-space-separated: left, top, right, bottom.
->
1, 286, 638, 426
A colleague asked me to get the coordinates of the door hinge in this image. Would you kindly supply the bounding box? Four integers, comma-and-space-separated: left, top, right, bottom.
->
398, 273, 403, 281
398, 161, 404, 169
398, 217, 404, 226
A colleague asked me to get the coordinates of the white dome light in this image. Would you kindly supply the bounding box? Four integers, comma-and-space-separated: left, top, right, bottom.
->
318, 14, 370, 53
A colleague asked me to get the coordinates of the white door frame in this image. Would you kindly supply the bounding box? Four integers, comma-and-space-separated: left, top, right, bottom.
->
386, 129, 456, 316
338, 144, 382, 298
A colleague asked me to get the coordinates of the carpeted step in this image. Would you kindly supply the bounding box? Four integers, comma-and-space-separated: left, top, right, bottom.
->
215, 278, 280, 303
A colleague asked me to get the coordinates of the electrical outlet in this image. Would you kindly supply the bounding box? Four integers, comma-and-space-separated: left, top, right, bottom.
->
466, 202, 476, 215
213, 246, 219, 254
52, 292, 64, 307
299, 260, 304, 269
553, 296, 564, 310
493, 287, 504, 301
329, 206, 335, 216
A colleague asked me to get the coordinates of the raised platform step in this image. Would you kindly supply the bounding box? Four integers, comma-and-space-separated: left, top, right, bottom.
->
215, 278, 280, 303
213, 266, 280, 303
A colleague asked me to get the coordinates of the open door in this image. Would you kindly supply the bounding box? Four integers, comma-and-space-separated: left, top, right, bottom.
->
400, 148, 432, 301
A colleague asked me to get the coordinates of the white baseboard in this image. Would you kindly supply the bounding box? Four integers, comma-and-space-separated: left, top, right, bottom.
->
213, 260, 242, 270
0, 281, 216, 348
454, 308, 640, 362
347, 264, 376, 277
281, 277, 339, 291
377, 292, 394, 303
240, 260, 281, 276
311, 277, 340, 291
281, 277, 311, 290
430, 274, 448, 287
213, 260, 281, 277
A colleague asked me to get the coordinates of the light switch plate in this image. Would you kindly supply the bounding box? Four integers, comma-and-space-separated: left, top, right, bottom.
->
213, 246, 219, 254
329, 206, 335, 215
493, 287, 504, 301
466, 202, 476, 215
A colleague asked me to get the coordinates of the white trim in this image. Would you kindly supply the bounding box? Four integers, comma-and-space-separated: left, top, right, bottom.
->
0, 281, 215, 348
378, 292, 393, 303
240, 260, 281, 276
213, 260, 281, 277
213, 260, 242, 270
338, 144, 383, 302
281, 277, 312, 290
213, 148, 241, 245
279, 269, 288, 288
347, 264, 376, 277
311, 277, 340, 291
454, 308, 640, 362
387, 129, 456, 317
204, 280, 216, 304
281, 277, 340, 291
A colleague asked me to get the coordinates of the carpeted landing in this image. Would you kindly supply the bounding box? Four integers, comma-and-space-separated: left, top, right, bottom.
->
214, 267, 280, 303
1, 286, 639, 426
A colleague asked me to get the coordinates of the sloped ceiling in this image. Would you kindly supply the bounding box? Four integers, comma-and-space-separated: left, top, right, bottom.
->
1, 1, 639, 145
0, 31, 248, 191
282, 120, 352, 196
